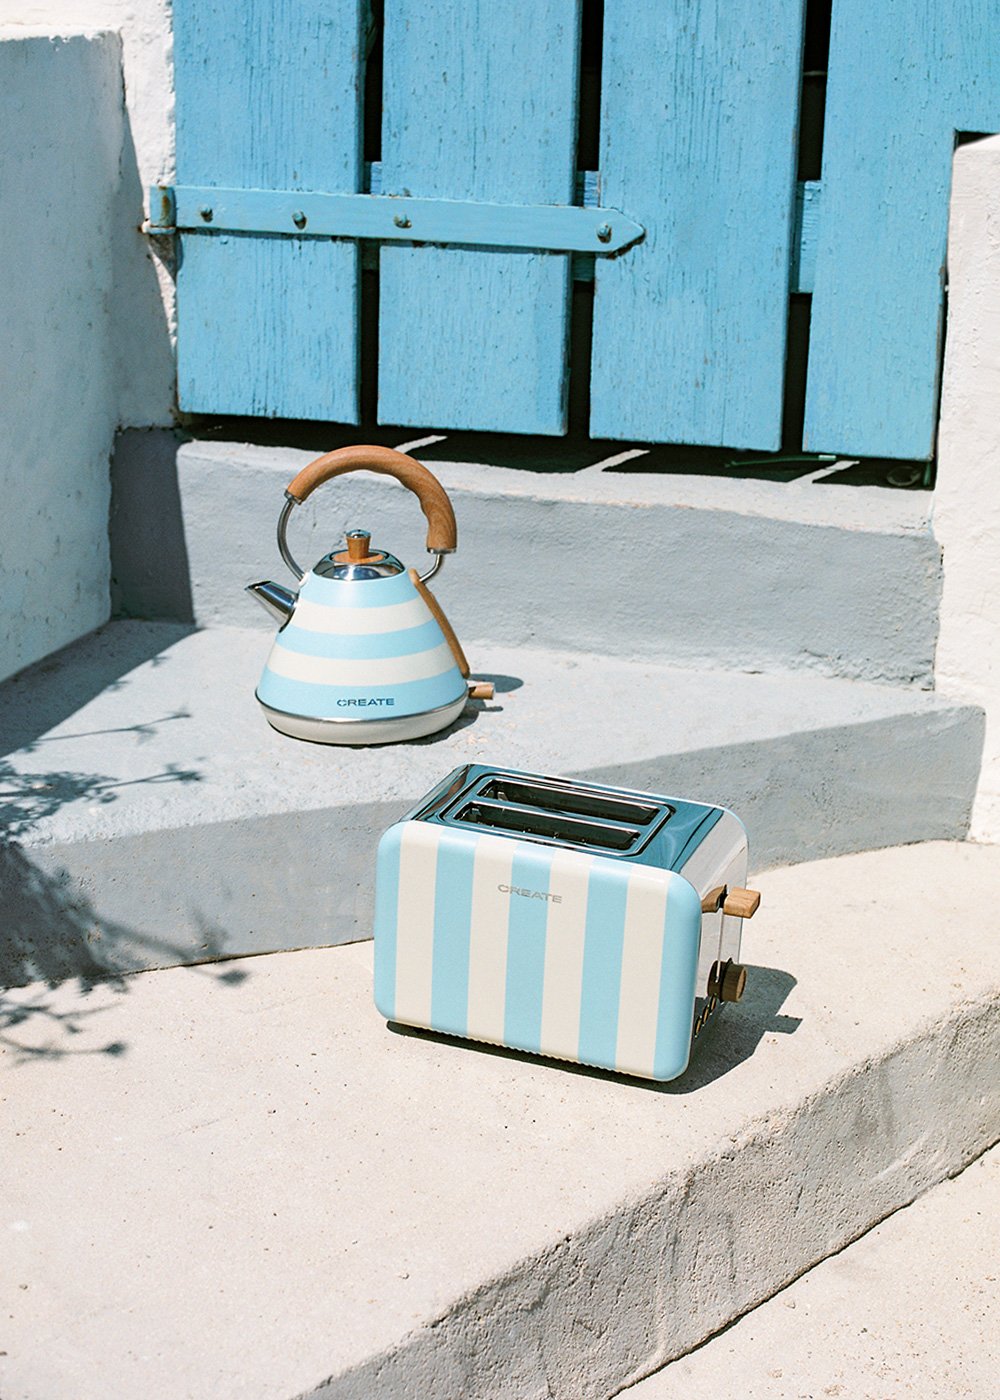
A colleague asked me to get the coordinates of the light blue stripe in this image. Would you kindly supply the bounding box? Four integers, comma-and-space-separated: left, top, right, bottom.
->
430, 834, 476, 1037
503, 846, 552, 1055
301, 572, 418, 608
577, 861, 628, 1072
652, 876, 703, 1082
256, 668, 465, 719
373, 824, 404, 1021
277, 619, 443, 660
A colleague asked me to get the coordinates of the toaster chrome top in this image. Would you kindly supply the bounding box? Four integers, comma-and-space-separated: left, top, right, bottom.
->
404, 763, 729, 870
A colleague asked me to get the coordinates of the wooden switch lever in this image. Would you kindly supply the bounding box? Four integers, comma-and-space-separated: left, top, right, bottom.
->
468, 681, 494, 700
701, 885, 727, 914
723, 887, 760, 919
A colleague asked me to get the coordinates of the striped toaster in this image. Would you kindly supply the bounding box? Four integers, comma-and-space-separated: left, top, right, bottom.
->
373, 765, 760, 1081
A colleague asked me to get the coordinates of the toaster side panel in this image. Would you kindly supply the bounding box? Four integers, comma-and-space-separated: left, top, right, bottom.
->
374, 823, 703, 1081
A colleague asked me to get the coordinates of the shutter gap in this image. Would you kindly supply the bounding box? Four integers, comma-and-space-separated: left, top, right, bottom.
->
360, 0, 385, 424
782, 0, 831, 450
568, 0, 603, 434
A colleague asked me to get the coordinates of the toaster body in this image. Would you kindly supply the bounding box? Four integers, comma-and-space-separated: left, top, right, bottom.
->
373, 765, 753, 1081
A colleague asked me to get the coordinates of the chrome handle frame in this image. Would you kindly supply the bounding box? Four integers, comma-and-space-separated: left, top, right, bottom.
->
276, 493, 447, 584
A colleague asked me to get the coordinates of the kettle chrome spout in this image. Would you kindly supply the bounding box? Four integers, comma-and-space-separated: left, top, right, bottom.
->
246, 580, 297, 623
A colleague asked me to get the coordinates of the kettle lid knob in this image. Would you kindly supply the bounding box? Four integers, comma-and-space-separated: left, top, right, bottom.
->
345, 530, 372, 561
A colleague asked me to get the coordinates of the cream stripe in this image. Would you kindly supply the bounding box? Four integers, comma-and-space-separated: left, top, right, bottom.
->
392, 824, 441, 1026
291, 595, 430, 635
615, 872, 669, 1077
267, 640, 455, 686
538, 850, 593, 1061
466, 836, 514, 1046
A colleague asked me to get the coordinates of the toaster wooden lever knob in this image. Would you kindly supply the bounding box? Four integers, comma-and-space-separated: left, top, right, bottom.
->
708, 960, 748, 1003
468, 681, 495, 700
723, 887, 760, 919
701, 885, 727, 913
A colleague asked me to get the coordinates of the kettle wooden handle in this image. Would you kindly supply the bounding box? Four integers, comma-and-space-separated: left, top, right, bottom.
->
285, 445, 457, 553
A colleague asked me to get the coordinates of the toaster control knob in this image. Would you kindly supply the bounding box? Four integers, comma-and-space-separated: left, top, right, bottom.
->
708, 960, 748, 1003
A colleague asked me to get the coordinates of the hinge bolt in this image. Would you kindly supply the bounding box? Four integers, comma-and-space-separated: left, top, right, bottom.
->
292, 210, 307, 229
393, 213, 412, 229
596, 222, 612, 243
199, 206, 213, 222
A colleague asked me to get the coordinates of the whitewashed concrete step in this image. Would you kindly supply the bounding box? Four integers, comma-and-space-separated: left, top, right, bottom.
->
0, 621, 982, 984
625, 1144, 1000, 1400
2, 842, 998, 1400
112, 431, 943, 687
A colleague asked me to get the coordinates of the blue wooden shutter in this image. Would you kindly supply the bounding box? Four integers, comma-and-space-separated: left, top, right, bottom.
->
376, 0, 582, 434
166, 2, 1000, 462
803, 0, 1000, 460
589, 0, 806, 449
173, 0, 364, 422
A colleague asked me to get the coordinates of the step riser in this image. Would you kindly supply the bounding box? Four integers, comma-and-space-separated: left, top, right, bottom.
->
319, 998, 1000, 1400
111, 431, 942, 687
4, 706, 982, 987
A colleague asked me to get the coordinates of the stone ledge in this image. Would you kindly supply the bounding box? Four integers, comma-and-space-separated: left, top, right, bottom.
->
0, 622, 983, 984
110, 431, 942, 686
3, 841, 998, 1400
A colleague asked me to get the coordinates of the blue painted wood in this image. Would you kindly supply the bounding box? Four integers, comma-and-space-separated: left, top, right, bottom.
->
377, 0, 582, 434
160, 184, 644, 254
804, 2, 1000, 460
590, 0, 806, 449
173, 0, 363, 421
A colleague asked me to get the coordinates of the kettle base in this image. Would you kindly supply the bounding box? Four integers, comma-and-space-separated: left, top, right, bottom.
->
257, 694, 468, 746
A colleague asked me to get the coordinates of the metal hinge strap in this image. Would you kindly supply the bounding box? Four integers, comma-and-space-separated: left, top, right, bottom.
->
147, 184, 644, 256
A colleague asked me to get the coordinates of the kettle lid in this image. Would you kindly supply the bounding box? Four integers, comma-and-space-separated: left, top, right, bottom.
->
312, 529, 404, 581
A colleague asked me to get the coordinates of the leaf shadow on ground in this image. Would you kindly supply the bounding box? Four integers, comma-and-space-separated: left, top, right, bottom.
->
0, 747, 251, 1063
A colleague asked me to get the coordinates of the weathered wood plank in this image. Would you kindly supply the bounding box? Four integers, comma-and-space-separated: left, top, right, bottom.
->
804, 1, 1000, 460
173, 0, 363, 421
377, 0, 582, 434
591, 0, 806, 448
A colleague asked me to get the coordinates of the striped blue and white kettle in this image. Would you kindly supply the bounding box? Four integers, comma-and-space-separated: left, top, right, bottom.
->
246, 444, 492, 745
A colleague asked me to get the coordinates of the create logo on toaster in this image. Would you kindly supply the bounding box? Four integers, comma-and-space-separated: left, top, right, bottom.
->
497, 883, 563, 904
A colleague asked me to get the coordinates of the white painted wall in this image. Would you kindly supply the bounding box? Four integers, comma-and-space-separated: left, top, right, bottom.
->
934, 135, 1000, 842
0, 2, 175, 427
0, 34, 125, 682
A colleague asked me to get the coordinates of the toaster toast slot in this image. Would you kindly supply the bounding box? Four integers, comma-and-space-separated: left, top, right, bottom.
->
476, 776, 663, 827
455, 800, 638, 851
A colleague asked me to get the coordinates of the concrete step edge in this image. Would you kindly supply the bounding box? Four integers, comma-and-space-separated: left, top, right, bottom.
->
322, 994, 999, 1400
111, 430, 942, 687
5, 840, 999, 1399
0, 621, 984, 987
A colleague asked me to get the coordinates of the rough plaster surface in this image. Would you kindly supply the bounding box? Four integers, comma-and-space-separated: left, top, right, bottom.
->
0, 34, 122, 684
0, 4, 175, 425
114, 435, 942, 686
626, 1144, 1000, 1400
1, 842, 998, 1400
936, 135, 1000, 843
0, 620, 982, 984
